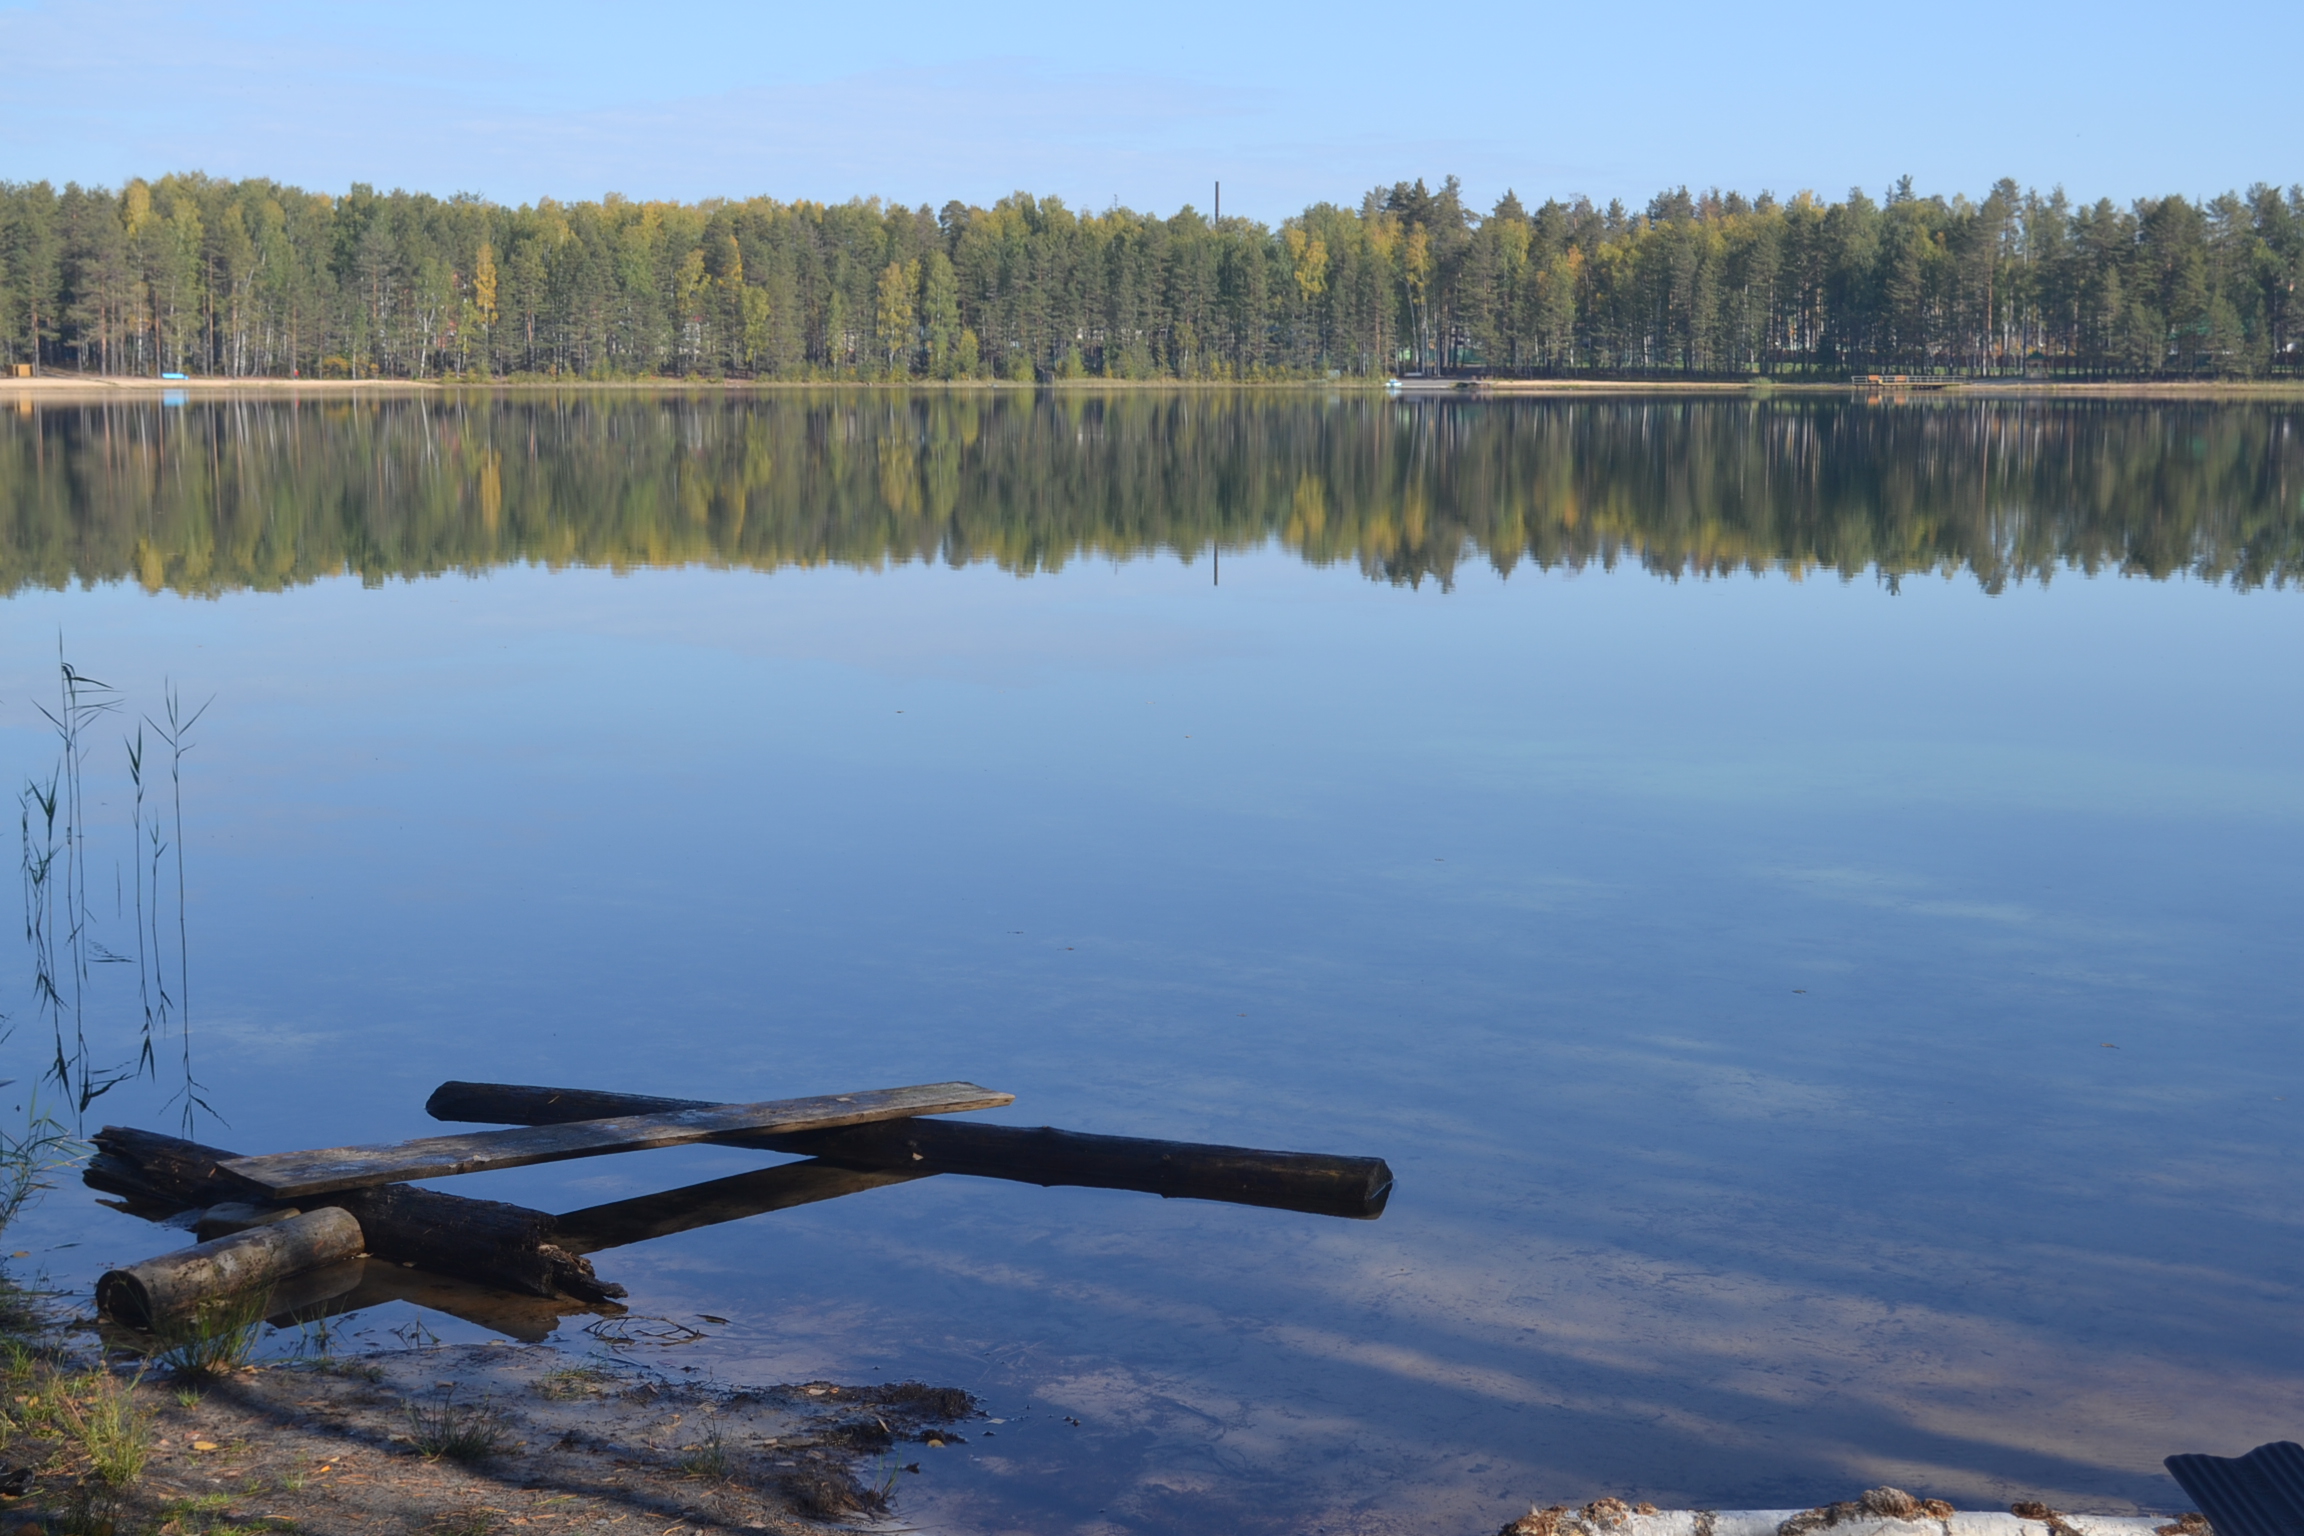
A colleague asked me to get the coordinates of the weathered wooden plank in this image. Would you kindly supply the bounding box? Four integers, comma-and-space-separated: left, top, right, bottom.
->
221, 1081, 1013, 1199
426, 1080, 1394, 1220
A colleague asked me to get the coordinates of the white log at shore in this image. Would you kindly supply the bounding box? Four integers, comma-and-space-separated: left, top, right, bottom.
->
1510, 1513, 2176, 1536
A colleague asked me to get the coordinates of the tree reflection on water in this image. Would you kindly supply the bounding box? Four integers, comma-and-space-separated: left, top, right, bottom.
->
2, 390, 2298, 598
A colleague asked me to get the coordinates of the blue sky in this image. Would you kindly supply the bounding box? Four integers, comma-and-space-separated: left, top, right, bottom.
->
2, 0, 2295, 220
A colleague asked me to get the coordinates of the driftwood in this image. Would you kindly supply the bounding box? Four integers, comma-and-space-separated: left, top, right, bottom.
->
84, 1074, 1388, 1332
426, 1081, 1395, 1220
222, 1081, 1014, 1198
88, 1127, 924, 1306
86, 1127, 624, 1302
555, 1160, 925, 1254
96, 1207, 366, 1329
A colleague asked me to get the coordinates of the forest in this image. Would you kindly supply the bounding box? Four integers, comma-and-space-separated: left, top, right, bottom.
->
3, 394, 2297, 593
0, 174, 2299, 381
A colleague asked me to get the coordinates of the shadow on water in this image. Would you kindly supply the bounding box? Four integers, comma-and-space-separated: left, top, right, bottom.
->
0, 391, 2300, 594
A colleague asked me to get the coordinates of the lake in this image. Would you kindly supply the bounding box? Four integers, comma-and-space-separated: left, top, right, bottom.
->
1, 389, 2300, 1535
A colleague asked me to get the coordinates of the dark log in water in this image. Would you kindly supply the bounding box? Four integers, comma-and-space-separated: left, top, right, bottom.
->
260, 1257, 369, 1322
85, 1127, 625, 1303
222, 1081, 1014, 1199
86, 1126, 270, 1212
425, 1081, 1395, 1220
96, 1207, 366, 1329
323, 1258, 601, 1343
552, 1160, 927, 1254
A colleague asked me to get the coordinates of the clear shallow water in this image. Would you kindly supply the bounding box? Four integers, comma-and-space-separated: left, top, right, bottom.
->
1, 393, 2301, 1535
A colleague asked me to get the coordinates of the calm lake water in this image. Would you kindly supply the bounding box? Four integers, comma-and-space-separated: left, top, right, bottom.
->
1, 390, 2300, 1535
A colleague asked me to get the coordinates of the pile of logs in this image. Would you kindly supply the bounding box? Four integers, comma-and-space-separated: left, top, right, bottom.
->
87, 1078, 1393, 1332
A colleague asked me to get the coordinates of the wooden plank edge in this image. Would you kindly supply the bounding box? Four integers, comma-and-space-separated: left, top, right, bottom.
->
220, 1081, 1014, 1198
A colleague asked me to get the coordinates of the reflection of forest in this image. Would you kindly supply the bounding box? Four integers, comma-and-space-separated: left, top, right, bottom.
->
2, 392, 2299, 595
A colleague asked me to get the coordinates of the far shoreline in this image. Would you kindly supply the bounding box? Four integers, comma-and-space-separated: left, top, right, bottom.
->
5, 374, 2304, 400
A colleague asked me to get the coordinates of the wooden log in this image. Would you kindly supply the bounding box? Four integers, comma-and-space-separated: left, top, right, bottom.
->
425, 1081, 1395, 1220
222, 1081, 1014, 1198
96, 1258, 368, 1356
85, 1127, 624, 1303
96, 1207, 365, 1329
798, 1119, 1391, 1219
553, 1160, 926, 1255
86, 1126, 272, 1210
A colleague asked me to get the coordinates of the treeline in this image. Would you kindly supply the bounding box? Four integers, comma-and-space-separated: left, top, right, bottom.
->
2, 395, 2297, 593
0, 174, 2301, 381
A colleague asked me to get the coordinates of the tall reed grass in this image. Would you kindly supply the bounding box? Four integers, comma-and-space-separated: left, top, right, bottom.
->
15, 650, 209, 1131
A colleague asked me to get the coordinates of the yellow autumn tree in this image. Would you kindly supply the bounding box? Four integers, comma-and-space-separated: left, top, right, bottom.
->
464, 242, 499, 374
876, 259, 918, 377
473, 243, 499, 331
1284, 226, 1328, 304
1403, 226, 1433, 370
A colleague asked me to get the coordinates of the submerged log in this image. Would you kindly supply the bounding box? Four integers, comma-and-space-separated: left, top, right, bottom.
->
194, 1202, 305, 1242
259, 1257, 369, 1323
96, 1207, 365, 1329
324, 1258, 602, 1344
553, 1160, 927, 1254
426, 1081, 1394, 1220
86, 1126, 624, 1303
222, 1081, 1014, 1199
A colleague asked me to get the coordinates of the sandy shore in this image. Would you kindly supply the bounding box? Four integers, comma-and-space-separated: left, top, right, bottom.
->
4, 1340, 977, 1535
0, 1335, 2211, 1536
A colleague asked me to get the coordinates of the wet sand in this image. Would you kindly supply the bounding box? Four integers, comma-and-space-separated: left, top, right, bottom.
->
8, 1341, 977, 1534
